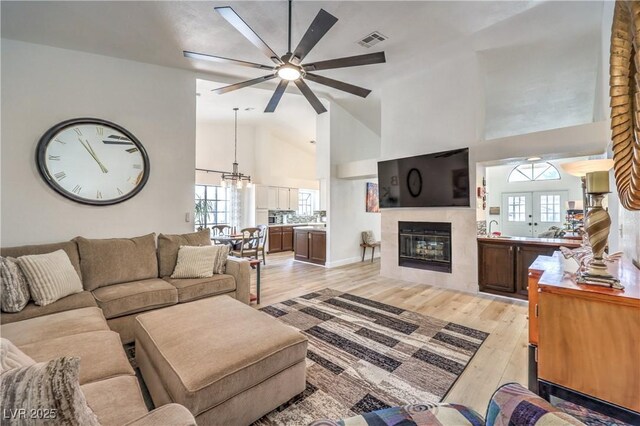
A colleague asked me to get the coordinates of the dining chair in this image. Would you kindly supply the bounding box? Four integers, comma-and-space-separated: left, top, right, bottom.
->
257, 225, 268, 265
230, 227, 261, 260
211, 225, 231, 237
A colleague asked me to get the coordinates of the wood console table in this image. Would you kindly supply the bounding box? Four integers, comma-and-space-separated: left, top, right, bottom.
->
528, 253, 640, 424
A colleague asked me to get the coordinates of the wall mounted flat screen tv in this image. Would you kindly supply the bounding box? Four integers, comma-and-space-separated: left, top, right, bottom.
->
378, 148, 470, 208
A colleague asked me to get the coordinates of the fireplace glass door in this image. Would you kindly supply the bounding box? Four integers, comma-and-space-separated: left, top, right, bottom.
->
398, 222, 452, 272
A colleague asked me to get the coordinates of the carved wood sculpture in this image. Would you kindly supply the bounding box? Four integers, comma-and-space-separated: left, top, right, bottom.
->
611, 1, 640, 210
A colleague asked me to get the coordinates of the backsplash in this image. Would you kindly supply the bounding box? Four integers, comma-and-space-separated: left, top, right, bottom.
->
477, 221, 487, 236
269, 210, 326, 224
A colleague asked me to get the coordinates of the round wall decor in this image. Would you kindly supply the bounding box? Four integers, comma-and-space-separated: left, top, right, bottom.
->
36, 118, 150, 206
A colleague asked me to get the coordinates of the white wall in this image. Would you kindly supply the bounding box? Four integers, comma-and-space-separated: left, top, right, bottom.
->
485, 158, 586, 234
1, 39, 196, 246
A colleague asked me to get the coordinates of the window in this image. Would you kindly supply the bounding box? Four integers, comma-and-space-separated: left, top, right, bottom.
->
194, 185, 230, 230
508, 162, 561, 182
507, 195, 527, 222
539, 194, 561, 222
298, 190, 314, 215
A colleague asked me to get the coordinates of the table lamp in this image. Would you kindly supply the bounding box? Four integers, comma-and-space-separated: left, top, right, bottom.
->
560, 159, 614, 214
579, 170, 622, 288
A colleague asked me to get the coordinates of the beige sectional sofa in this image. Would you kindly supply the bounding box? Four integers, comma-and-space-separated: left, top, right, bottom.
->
1, 230, 251, 344
0, 230, 251, 425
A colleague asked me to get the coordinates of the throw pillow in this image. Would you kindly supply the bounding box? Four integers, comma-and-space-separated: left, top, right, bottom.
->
213, 244, 230, 275
171, 245, 224, 278
17, 250, 83, 307
0, 338, 35, 374
0, 257, 30, 312
362, 230, 376, 245
0, 356, 100, 426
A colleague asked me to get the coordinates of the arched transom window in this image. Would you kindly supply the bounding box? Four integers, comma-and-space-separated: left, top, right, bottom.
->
508, 162, 560, 182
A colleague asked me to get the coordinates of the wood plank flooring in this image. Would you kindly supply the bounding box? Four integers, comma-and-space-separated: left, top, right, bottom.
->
249, 252, 529, 416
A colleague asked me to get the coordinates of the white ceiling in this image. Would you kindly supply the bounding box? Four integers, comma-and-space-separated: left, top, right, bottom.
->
1, 1, 605, 138
196, 78, 317, 153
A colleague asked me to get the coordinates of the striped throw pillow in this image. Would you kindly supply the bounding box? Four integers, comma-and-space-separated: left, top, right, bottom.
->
0, 338, 35, 374
171, 245, 229, 278
0, 357, 100, 426
0, 257, 30, 312
17, 250, 83, 306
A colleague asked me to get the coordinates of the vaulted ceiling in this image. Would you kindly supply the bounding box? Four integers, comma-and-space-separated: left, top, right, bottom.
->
1, 1, 605, 138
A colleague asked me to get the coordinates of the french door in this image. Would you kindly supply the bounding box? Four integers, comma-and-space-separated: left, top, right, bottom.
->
501, 191, 567, 237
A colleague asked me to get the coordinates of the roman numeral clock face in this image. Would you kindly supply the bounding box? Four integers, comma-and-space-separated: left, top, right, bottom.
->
37, 119, 149, 205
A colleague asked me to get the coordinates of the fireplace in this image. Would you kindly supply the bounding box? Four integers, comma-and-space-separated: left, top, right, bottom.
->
398, 221, 452, 273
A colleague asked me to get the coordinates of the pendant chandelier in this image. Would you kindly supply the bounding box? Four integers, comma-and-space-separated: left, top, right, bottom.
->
221, 107, 252, 189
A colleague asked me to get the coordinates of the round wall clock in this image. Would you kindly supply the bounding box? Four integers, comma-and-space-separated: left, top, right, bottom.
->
407, 168, 422, 197
36, 118, 150, 206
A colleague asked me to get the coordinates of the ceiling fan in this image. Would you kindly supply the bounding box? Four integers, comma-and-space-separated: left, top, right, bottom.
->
183, 0, 386, 114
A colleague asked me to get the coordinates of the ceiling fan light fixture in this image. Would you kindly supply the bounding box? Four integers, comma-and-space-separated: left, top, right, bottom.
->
277, 65, 302, 81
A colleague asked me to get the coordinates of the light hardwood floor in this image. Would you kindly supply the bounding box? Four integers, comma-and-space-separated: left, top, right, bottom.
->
250, 252, 529, 415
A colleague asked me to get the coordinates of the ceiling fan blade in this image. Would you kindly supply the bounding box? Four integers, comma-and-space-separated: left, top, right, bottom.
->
215, 6, 283, 65
183, 51, 275, 70
294, 79, 327, 114
265, 80, 290, 113
305, 73, 371, 98
303, 52, 386, 71
212, 74, 277, 95
291, 9, 338, 65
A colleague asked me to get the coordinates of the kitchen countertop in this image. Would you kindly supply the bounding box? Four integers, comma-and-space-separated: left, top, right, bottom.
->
477, 236, 581, 248
293, 226, 326, 232
269, 223, 325, 228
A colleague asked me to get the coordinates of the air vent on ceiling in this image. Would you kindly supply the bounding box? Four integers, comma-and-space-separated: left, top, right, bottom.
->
357, 31, 387, 48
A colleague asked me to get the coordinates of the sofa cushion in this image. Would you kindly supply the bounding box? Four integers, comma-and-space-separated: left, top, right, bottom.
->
17, 249, 83, 306
1, 357, 100, 426
1, 241, 82, 279
92, 278, 178, 319
75, 233, 158, 291
164, 275, 236, 303
0, 291, 97, 325
19, 331, 134, 385
1, 306, 109, 346
157, 230, 211, 277
82, 375, 149, 426
134, 296, 308, 416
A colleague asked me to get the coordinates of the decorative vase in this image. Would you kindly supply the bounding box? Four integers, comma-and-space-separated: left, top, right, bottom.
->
584, 194, 610, 277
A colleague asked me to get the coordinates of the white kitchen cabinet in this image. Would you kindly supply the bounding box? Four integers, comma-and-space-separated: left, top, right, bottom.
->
255, 185, 269, 209
288, 188, 299, 211
267, 187, 279, 209
255, 209, 269, 226
277, 188, 290, 210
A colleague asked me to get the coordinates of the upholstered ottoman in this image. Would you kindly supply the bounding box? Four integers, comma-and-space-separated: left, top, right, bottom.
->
134, 296, 308, 425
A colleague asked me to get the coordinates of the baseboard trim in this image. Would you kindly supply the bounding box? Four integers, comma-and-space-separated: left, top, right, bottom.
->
326, 256, 379, 268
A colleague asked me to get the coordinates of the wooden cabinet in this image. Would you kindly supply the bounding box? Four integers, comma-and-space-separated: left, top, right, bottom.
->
268, 226, 293, 253
294, 229, 326, 265
529, 253, 640, 418
277, 188, 289, 210
255, 185, 269, 209
268, 227, 282, 253
478, 242, 515, 293
267, 187, 279, 210
288, 188, 299, 211
282, 227, 293, 251
478, 238, 579, 299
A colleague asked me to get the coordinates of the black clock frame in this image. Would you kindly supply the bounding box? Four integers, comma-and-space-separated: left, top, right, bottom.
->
36, 117, 150, 206
406, 168, 422, 198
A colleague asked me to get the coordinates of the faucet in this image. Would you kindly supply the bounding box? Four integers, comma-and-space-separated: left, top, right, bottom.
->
488, 220, 499, 236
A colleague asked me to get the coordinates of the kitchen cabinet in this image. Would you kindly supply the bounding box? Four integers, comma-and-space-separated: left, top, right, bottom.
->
478, 242, 515, 294
294, 228, 326, 265
268, 226, 294, 253
477, 237, 580, 299
255, 185, 269, 209
267, 187, 278, 210
288, 188, 299, 211
277, 188, 290, 210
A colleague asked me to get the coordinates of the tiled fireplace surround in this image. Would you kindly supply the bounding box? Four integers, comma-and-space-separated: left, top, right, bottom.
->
380, 208, 478, 293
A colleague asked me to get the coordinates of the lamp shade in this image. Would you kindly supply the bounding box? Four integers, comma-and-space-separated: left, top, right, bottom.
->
560, 159, 614, 177
586, 171, 610, 194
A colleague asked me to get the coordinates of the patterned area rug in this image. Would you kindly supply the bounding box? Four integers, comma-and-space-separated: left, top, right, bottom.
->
254, 289, 489, 425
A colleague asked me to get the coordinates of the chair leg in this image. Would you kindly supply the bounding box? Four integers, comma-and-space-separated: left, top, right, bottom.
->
262, 248, 266, 265
371, 246, 375, 263
362, 246, 366, 262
